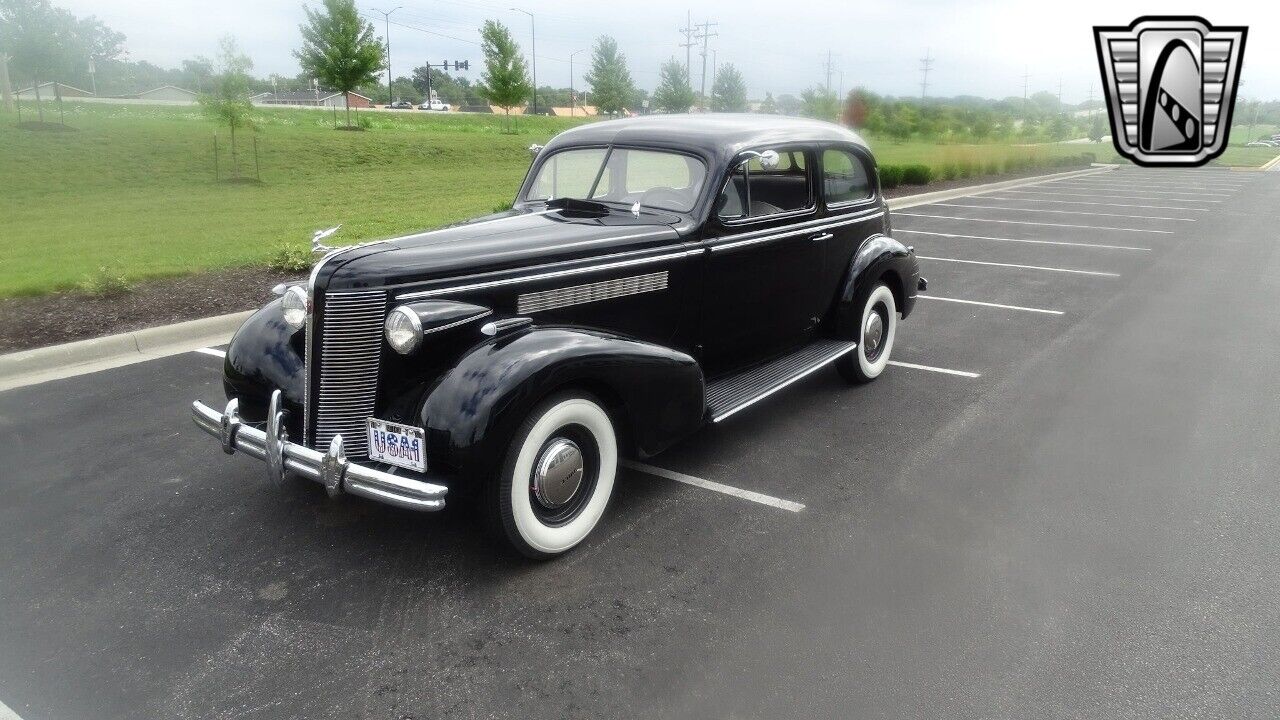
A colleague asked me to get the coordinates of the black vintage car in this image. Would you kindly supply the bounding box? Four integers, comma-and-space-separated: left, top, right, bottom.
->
192, 114, 924, 557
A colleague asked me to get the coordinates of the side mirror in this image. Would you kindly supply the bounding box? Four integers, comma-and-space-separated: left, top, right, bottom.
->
738, 149, 780, 171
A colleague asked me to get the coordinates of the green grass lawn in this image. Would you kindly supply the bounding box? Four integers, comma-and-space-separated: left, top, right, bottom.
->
2, 102, 1272, 299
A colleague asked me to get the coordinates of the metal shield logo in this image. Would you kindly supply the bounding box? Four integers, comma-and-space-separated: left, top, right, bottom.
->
1094, 16, 1247, 167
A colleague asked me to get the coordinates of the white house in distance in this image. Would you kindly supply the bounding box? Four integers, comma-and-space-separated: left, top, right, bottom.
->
251, 90, 374, 109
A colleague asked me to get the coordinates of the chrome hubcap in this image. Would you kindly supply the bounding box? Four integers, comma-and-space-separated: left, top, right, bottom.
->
864, 311, 885, 353
532, 438, 584, 508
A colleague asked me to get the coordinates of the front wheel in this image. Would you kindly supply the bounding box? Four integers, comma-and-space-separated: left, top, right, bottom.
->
837, 281, 897, 384
486, 392, 618, 559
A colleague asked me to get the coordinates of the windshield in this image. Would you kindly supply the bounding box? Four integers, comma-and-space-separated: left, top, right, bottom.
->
525, 148, 707, 213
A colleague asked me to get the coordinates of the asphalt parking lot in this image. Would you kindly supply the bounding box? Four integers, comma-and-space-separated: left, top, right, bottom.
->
2, 166, 1278, 719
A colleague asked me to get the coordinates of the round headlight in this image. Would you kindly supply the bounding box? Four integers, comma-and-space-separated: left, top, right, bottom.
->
281, 286, 307, 330
385, 306, 423, 355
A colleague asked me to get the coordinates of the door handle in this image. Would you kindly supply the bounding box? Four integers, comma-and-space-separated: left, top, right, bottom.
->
810, 232, 834, 242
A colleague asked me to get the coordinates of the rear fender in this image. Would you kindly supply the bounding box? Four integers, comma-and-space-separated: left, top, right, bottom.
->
833, 234, 920, 337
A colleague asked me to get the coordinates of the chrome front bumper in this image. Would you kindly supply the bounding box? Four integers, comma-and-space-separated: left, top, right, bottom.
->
191, 390, 448, 512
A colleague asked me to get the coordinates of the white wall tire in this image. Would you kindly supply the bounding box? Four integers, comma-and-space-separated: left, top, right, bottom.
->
490, 392, 617, 559
837, 282, 897, 384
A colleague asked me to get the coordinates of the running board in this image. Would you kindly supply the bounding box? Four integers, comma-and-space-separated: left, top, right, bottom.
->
705, 339, 857, 423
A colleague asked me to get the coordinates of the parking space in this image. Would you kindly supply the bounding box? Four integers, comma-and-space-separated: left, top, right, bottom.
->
2, 167, 1278, 719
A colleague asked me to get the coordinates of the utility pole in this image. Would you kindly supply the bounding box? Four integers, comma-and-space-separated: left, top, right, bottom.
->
372, 6, 403, 106
824, 50, 834, 93
0, 53, 13, 112
711, 49, 717, 91
1021, 67, 1030, 100
679, 11, 696, 90
569, 49, 584, 116
919, 48, 934, 99
511, 7, 537, 115
1056, 77, 1063, 111
696, 20, 718, 109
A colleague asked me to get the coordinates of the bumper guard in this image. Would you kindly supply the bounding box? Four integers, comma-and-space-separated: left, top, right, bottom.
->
191, 390, 448, 511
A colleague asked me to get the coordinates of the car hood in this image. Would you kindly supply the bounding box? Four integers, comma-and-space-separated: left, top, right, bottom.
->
319, 207, 685, 293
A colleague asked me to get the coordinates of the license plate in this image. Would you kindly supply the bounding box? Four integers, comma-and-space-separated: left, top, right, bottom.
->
366, 418, 426, 473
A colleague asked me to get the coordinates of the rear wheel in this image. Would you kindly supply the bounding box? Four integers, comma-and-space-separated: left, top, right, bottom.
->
486, 392, 618, 559
837, 281, 897, 384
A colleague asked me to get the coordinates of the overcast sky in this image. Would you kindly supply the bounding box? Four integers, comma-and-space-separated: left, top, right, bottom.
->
56, 0, 1279, 102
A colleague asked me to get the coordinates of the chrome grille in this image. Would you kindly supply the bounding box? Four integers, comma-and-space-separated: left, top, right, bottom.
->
313, 290, 386, 458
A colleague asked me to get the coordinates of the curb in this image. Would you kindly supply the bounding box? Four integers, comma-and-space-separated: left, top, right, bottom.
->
887, 165, 1113, 210
0, 311, 251, 393
1261, 153, 1280, 172
0, 165, 1112, 393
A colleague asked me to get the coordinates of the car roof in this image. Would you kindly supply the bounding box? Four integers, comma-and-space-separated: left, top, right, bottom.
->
544, 113, 873, 166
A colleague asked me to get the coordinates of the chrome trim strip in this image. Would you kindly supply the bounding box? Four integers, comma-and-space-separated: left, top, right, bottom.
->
517, 271, 668, 313
397, 249, 702, 300
710, 209, 885, 253
711, 342, 858, 423
422, 310, 492, 335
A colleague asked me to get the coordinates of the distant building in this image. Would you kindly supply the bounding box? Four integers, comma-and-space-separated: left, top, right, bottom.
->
253, 90, 373, 109
15, 82, 93, 99
549, 106, 599, 117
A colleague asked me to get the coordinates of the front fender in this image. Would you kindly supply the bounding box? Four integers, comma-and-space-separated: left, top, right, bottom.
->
833, 234, 920, 337
418, 327, 705, 476
222, 299, 306, 424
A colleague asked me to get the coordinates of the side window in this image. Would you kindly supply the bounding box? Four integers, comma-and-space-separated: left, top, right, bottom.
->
822, 148, 873, 205
717, 148, 812, 221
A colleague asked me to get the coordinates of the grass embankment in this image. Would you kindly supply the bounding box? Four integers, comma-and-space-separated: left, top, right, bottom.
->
2, 102, 1270, 299
0, 103, 587, 298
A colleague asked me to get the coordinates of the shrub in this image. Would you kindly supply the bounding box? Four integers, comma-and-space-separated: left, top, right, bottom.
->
902, 164, 933, 185
941, 163, 960, 181
1081, 152, 1096, 164
956, 162, 975, 179
878, 164, 903, 189
267, 244, 314, 272
77, 266, 133, 296
985, 160, 1001, 176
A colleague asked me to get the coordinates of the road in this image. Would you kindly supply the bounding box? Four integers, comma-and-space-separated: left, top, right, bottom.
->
2, 167, 1278, 719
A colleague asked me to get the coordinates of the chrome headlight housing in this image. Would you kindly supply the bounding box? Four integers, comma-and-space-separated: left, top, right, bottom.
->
281, 286, 308, 330
385, 305, 424, 355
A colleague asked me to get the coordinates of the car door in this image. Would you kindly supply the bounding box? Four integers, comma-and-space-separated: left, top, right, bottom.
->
815, 145, 884, 310
697, 147, 827, 378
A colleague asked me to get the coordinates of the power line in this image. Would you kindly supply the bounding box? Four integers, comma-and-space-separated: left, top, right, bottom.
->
696, 20, 717, 107
919, 47, 934, 99
679, 11, 696, 90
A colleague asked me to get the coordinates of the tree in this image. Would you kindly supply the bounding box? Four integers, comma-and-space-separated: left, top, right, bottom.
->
1, 0, 123, 122
181, 57, 214, 93
651, 58, 693, 114
758, 92, 776, 114
710, 62, 747, 112
583, 35, 633, 116
474, 19, 530, 130
294, 0, 384, 129
199, 36, 255, 179
776, 93, 800, 115
800, 85, 839, 121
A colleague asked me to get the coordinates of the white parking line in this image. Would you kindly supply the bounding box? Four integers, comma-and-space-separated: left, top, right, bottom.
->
622, 460, 806, 512
1043, 183, 1231, 198
896, 229, 1150, 252
977, 196, 1210, 211
194, 347, 227, 359
887, 360, 982, 378
917, 294, 1064, 315
917, 255, 1121, 277
1, 699, 25, 720
1001, 189, 1222, 203
930, 202, 1196, 222
895, 213, 1173, 234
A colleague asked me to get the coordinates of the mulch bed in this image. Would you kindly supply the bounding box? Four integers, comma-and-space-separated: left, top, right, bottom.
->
0, 267, 305, 354
1, 165, 1094, 356
880, 164, 1093, 199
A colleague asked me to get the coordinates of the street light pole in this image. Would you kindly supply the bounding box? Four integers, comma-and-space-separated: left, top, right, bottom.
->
372, 7, 403, 106
569, 49, 584, 116
511, 8, 536, 115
